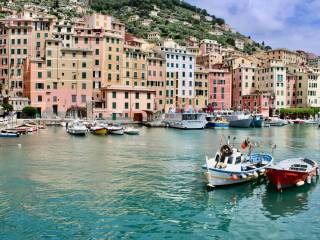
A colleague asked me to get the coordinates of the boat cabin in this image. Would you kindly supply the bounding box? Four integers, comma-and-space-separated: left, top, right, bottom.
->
182, 113, 206, 121
213, 145, 244, 170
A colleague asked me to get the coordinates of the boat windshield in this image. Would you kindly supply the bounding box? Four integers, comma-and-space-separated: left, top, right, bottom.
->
227, 157, 233, 164
235, 156, 241, 164
219, 155, 225, 163
182, 114, 199, 120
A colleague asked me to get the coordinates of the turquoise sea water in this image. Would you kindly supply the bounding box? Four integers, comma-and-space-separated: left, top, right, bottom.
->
0, 125, 320, 239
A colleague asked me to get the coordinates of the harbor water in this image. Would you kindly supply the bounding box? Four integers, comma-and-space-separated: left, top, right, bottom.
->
0, 125, 320, 239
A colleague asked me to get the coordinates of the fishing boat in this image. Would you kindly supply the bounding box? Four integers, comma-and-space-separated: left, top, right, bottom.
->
266, 158, 319, 191
67, 120, 88, 136
166, 113, 207, 129
206, 116, 229, 129
202, 137, 274, 187
0, 132, 19, 138
124, 127, 140, 135
227, 112, 253, 128
251, 114, 264, 128
90, 122, 107, 135
107, 125, 124, 135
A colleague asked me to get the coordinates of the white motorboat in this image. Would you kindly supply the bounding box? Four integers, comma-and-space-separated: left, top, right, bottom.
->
164, 113, 207, 129
265, 117, 288, 126
107, 125, 124, 135
124, 127, 140, 135
202, 137, 274, 187
67, 120, 88, 136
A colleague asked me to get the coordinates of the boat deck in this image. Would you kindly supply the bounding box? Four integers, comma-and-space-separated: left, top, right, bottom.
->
271, 158, 316, 172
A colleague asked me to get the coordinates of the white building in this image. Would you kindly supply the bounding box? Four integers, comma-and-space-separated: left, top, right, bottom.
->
161, 40, 195, 110
235, 39, 245, 50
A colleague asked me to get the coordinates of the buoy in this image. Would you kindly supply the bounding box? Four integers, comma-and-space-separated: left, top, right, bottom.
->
231, 174, 238, 180
296, 181, 305, 187
253, 171, 259, 179
307, 176, 312, 184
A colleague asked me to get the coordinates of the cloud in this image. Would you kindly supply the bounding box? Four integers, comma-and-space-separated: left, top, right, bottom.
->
187, 0, 320, 55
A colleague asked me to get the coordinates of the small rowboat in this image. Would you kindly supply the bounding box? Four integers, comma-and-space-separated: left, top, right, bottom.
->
266, 158, 319, 191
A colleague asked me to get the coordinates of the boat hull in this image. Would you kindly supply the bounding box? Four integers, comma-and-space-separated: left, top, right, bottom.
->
206, 122, 229, 129
170, 120, 207, 129
109, 130, 124, 135
229, 119, 252, 128
0, 133, 19, 138
91, 128, 107, 135
266, 168, 317, 190
67, 129, 87, 136
251, 119, 263, 128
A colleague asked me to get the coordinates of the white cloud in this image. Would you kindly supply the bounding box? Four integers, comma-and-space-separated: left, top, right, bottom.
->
188, 0, 320, 54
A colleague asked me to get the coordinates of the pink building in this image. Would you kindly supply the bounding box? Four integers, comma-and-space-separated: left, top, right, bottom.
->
241, 92, 272, 117
208, 64, 232, 110
146, 51, 165, 112
98, 85, 156, 121
286, 73, 298, 107
232, 65, 256, 108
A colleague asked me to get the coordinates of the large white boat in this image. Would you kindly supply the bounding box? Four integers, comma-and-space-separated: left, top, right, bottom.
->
202, 138, 274, 187
107, 125, 124, 135
67, 120, 88, 136
165, 113, 207, 129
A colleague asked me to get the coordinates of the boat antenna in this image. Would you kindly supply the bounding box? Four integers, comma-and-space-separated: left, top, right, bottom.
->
233, 136, 236, 147
271, 143, 277, 155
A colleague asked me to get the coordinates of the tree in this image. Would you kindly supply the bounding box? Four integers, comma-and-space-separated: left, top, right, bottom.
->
1, 103, 13, 112
22, 106, 37, 118
226, 38, 235, 46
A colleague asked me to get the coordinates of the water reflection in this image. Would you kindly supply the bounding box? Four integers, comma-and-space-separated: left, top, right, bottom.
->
261, 182, 317, 220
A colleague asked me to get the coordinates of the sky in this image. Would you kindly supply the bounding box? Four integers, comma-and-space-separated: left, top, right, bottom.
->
187, 0, 320, 55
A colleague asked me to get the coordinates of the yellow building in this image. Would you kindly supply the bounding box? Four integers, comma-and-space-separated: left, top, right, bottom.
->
194, 66, 208, 110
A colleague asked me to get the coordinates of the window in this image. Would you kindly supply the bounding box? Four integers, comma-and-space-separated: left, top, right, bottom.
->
135, 103, 139, 109
81, 95, 86, 103
47, 60, 51, 67
125, 102, 129, 109
82, 83, 86, 90
135, 92, 140, 99
95, 60, 99, 66
38, 72, 42, 78
95, 49, 99, 55
112, 102, 116, 109
147, 93, 151, 99
72, 95, 76, 103
82, 72, 87, 79
36, 33, 40, 38
147, 103, 151, 110
112, 92, 116, 98
82, 62, 87, 68
125, 92, 129, 99
47, 71, 52, 78
37, 95, 42, 102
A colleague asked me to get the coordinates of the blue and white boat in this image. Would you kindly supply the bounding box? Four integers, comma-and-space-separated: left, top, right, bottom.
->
0, 132, 20, 138
202, 138, 274, 187
206, 116, 229, 129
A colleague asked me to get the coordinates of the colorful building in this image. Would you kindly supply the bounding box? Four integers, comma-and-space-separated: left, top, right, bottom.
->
194, 66, 208, 110
208, 64, 232, 110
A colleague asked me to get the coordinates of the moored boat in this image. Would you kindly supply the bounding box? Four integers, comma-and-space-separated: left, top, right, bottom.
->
107, 125, 124, 135
0, 132, 20, 138
90, 122, 107, 135
266, 158, 319, 191
206, 116, 229, 129
202, 137, 274, 187
227, 112, 253, 128
67, 120, 88, 136
292, 119, 305, 124
251, 114, 264, 128
124, 127, 140, 135
165, 113, 207, 129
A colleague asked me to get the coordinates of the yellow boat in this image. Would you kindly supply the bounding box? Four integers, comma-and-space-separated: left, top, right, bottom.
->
90, 126, 107, 135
